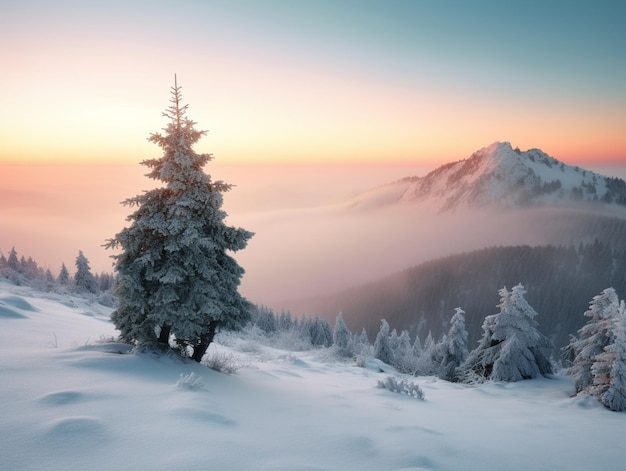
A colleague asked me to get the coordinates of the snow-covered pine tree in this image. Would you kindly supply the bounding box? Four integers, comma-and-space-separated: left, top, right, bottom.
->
461, 311, 498, 382
350, 328, 372, 359
7, 247, 19, 272
393, 329, 417, 374
462, 284, 553, 382
488, 284, 553, 381
567, 288, 620, 394
598, 301, 626, 411
74, 251, 98, 294
58, 263, 70, 285
333, 312, 352, 356
374, 319, 394, 366
252, 305, 277, 334
106, 77, 254, 362
415, 331, 438, 376
440, 307, 469, 382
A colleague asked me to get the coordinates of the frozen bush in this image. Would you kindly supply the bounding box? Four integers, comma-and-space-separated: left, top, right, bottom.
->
176, 372, 205, 390
203, 351, 249, 374
377, 376, 425, 400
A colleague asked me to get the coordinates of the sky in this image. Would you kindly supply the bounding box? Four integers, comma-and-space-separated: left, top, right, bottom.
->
1, 0, 625, 165
2, 0, 626, 303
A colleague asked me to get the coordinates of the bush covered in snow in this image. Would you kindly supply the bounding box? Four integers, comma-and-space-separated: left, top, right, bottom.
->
203, 350, 249, 374
176, 372, 205, 390
377, 376, 425, 400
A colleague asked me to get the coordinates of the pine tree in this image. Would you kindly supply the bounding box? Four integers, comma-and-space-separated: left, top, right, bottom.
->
567, 288, 619, 394
333, 312, 352, 356
374, 319, 394, 365
393, 330, 416, 373
461, 311, 498, 381
7, 247, 19, 271
416, 331, 438, 375
58, 263, 70, 285
74, 251, 98, 294
489, 284, 553, 381
599, 301, 626, 411
106, 77, 254, 362
463, 284, 553, 382
440, 307, 469, 382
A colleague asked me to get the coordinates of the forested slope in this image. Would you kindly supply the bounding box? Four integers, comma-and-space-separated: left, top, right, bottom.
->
291, 241, 626, 351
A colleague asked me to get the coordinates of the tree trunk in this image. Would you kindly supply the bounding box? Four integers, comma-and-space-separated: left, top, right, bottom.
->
158, 323, 171, 345
191, 321, 218, 362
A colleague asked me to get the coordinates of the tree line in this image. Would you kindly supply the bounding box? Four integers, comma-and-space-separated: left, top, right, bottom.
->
0, 246, 114, 297
290, 241, 626, 352
250, 282, 626, 411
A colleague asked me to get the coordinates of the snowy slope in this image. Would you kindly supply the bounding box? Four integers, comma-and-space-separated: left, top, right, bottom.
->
348, 142, 626, 211
2, 280, 626, 471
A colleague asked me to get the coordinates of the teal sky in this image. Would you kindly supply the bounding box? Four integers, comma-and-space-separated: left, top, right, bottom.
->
1, 0, 625, 163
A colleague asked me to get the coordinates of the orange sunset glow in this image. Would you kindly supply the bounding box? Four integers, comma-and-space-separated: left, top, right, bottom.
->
1, 0, 626, 302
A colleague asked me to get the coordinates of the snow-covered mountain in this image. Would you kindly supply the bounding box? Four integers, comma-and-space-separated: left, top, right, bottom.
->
349, 142, 626, 211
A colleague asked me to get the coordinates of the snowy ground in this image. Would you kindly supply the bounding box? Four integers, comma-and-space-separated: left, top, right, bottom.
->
2, 281, 625, 471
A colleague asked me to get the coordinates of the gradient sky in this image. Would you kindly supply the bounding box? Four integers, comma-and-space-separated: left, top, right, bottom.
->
2, 0, 625, 165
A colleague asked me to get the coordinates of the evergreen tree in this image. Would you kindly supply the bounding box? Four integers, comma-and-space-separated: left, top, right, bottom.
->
74, 251, 98, 294
567, 288, 619, 394
463, 284, 553, 382
58, 263, 70, 285
106, 78, 253, 362
462, 312, 498, 381
7, 247, 19, 271
253, 305, 277, 334
490, 284, 553, 381
333, 312, 352, 356
393, 329, 416, 373
277, 310, 294, 331
416, 331, 438, 375
440, 307, 469, 382
598, 301, 626, 411
45, 269, 55, 291
350, 328, 372, 359
374, 319, 394, 365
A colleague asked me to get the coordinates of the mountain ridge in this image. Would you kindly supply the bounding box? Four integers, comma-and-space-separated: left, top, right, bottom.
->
348, 142, 626, 211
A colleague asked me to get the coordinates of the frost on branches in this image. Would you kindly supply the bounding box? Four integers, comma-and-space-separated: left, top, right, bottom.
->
462, 284, 553, 382
106, 78, 253, 362
565, 288, 626, 411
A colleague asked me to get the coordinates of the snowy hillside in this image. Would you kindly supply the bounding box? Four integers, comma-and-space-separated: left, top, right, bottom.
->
2, 280, 626, 471
348, 142, 626, 211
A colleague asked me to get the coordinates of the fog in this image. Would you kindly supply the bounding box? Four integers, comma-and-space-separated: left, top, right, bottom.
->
2, 161, 626, 310
235, 201, 566, 308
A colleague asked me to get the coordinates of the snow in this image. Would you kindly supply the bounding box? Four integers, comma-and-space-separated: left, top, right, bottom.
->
2, 280, 626, 471
376, 141, 623, 210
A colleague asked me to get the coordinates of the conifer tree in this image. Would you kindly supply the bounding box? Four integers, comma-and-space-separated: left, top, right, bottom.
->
58, 263, 70, 285
393, 330, 416, 373
74, 250, 98, 294
567, 288, 619, 393
462, 284, 553, 382
374, 319, 394, 365
489, 284, 553, 381
7, 247, 19, 272
106, 77, 253, 362
598, 301, 626, 411
440, 307, 469, 382
333, 312, 352, 356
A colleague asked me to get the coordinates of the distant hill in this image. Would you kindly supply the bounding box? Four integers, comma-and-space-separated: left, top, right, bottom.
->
280, 142, 626, 352
287, 241, 626, 353
347, 141, 626, 211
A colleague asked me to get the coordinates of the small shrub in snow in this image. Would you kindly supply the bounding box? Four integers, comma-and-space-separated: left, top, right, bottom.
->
203, 351, 248, 374
176, 372, 205, 391
377, 376, 425, 400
